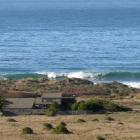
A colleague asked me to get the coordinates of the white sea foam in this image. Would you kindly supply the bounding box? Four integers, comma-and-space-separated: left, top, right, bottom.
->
47, 72, 57, 79
123, 82, 140, 88
36, 71, 57, 79
35, 71, 140, 89
36, 71, 98, 80
67, 71, 94, 79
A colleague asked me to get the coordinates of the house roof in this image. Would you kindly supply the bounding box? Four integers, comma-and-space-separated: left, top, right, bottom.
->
5, 98, 35, 109
34, 97, 42, 104
34, 97, 61, 105
42, 93, 62, 98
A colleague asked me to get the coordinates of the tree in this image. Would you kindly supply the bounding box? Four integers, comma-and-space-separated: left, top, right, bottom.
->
0, 97, 6, 112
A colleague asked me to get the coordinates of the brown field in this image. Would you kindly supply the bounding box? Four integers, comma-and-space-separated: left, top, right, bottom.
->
1, 112, 140, 140
1, 95, 140, 140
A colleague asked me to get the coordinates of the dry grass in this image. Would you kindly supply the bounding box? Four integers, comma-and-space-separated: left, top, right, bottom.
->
1, 96, 140, 140
1, 111, 140, 140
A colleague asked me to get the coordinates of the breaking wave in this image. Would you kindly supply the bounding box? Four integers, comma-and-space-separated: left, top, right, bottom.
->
39, 71, 97, 80
36, 71, 140, 81
1, 71, 140, 88
36, 71, 140, 88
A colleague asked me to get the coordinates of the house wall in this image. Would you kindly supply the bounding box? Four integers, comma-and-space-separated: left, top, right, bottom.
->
42, 98, 61, 104
4, 108, 46, 115
4, 109, 94, 116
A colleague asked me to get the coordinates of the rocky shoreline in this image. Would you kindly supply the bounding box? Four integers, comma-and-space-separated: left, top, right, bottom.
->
0, 77, 139, 98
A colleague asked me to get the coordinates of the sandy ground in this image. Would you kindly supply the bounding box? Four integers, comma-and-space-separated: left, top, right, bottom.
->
1, 111, 140, 140
1, 96, 140, 140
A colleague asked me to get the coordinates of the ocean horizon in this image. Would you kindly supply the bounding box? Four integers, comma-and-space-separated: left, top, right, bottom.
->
0, 0, 140, 87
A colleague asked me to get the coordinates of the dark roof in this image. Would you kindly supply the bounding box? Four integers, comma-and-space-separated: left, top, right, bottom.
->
34, 97, 61, 105
34, 97, 42, 104
5, 98, 35, 109
42, 93, 62, 98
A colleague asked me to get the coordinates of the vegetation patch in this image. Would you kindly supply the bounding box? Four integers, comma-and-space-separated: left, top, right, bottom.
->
118, 121, 124, 125
92, 118, 99, 122
77, 119, 86, 123
7, 118, 16, 122
0, 77, 139, 98
105, 116, 115, 121
53, 123, 70, 134
43, 123, 53, 130
71, 98, 130, 112
45, 102, 60, 116
97, 136, 106, 140
22, 127, 34, 134
0, 97, 6, 112
60, 121, 67, 126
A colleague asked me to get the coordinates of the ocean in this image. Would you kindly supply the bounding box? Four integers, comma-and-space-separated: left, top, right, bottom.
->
0, 0, 140, 87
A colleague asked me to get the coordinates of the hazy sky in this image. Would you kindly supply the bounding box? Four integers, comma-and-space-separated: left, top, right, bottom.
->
0, 0, 140, 10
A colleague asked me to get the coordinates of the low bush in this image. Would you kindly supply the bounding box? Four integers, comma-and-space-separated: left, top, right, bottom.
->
60, 121, 67, 126
105, 116, 115, 121
7, 118, 16, 122
43, 123, 53, 130
0, 97, 6, 112
53, 123, 70, 134
92, 118, 99, 122
0, 111, 3, 116
97, 136, 106, 140
45, 108, 57, 116
77, 119, 86, 123
22, 127, 34, 134
71, 98, 129, 112
118, 121, 123, 125
45, 102, 60, 116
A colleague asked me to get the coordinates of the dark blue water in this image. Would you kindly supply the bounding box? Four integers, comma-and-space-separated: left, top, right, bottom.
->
0, 0, 140, 87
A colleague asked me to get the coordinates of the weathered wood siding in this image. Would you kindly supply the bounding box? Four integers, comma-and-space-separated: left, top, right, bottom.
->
4, 109, 46, 115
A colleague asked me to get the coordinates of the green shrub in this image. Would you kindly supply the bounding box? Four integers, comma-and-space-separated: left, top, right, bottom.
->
92, 118, 99, 122
22, 127, 34, 134
71, 98, 129, 112
45, 102, 60, 116
118, 121, 123, 125
71, 102, 80, 111
43, 123, 53, 130
60, 121, 67, 126
77, 119, 86, 123
105, 116, 115, 121
7, 118, 16, 122
77, 101, 88, 110
0, 97, 6, 112
103, 101, 122, 112
97, 136, 106, 140
53, 123, 70, 134
45, 108, 57, 116
0, 111, 3, 116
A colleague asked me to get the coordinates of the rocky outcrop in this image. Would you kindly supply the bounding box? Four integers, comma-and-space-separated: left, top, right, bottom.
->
58, 78, 94, 86
0, 78, 139, 97
92, 81, 139, 96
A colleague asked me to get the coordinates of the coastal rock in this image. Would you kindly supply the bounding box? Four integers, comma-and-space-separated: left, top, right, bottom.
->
58, 78, 94, 86
93, 81, 139, 96
62, 81, 140, 96
0, 78, 139, 98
